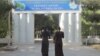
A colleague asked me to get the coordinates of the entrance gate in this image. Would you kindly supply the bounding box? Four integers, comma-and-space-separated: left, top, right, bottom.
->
12, 0, 82, 45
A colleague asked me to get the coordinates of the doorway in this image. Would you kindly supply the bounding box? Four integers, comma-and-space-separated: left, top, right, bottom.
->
34, 14, 59, 40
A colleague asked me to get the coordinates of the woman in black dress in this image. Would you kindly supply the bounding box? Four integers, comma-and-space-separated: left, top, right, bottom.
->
41, 27, 50, 56
53, 27, 64, 56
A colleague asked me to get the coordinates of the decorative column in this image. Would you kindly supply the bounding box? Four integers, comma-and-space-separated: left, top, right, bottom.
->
75, 13, 82, 45
59, 13, 67, 45
26, 13, 34, 44
12, 13, 20, 45
63, 13, 69, 45
68, 13, 73, 44
19, 13, 27, 44
71, 13, 77, 44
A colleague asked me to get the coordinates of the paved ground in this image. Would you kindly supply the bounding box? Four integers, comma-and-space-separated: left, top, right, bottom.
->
0, 42, 100, 56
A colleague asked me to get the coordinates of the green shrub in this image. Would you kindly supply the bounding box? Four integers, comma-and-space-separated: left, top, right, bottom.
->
0, 14, 8, 38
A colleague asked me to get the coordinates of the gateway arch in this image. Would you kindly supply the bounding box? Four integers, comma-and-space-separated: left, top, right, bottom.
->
12, 0, 82, 45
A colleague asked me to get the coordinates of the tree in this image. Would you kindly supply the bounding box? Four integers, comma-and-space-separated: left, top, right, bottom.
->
81, 0, 100, 36
0, 0, 12, 38
35, 14, 59, 30
81, 0, 100, 22
34, 14, 59, 38
0, 0, 12, 16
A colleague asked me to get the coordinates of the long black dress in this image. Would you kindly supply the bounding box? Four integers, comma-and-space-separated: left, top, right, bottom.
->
54, 31, 64, 56
41, 30, 50, 56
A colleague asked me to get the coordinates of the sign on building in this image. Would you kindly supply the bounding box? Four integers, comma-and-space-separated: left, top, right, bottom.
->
14, 0, 80, 11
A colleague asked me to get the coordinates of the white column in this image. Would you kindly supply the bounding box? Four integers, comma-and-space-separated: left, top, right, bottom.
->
63, 13, 69, 45
12, 13, 20, 45
68, 13, 73, 43
26, 13, 34, 44
59, 12, 81, 45
59, 13, 64, 31
59, 13, 67, 45
19, 13, 27, 44
75, 13, 82, 45
71, 13, 76, 43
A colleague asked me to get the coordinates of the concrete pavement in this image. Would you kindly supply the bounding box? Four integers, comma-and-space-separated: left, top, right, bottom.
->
0, 43, 100, 56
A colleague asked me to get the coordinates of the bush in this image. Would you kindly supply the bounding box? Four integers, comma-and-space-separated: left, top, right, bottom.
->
0, 16, 8, 38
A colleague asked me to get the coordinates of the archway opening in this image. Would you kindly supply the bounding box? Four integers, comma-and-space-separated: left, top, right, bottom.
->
34, 14, 59, 40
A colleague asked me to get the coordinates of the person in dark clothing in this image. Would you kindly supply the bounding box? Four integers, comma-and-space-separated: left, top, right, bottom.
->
41, 27, 50, 56
53, 27, 64, 56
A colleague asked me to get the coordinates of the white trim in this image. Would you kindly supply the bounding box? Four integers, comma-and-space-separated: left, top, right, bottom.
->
13, 10, 81, 14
